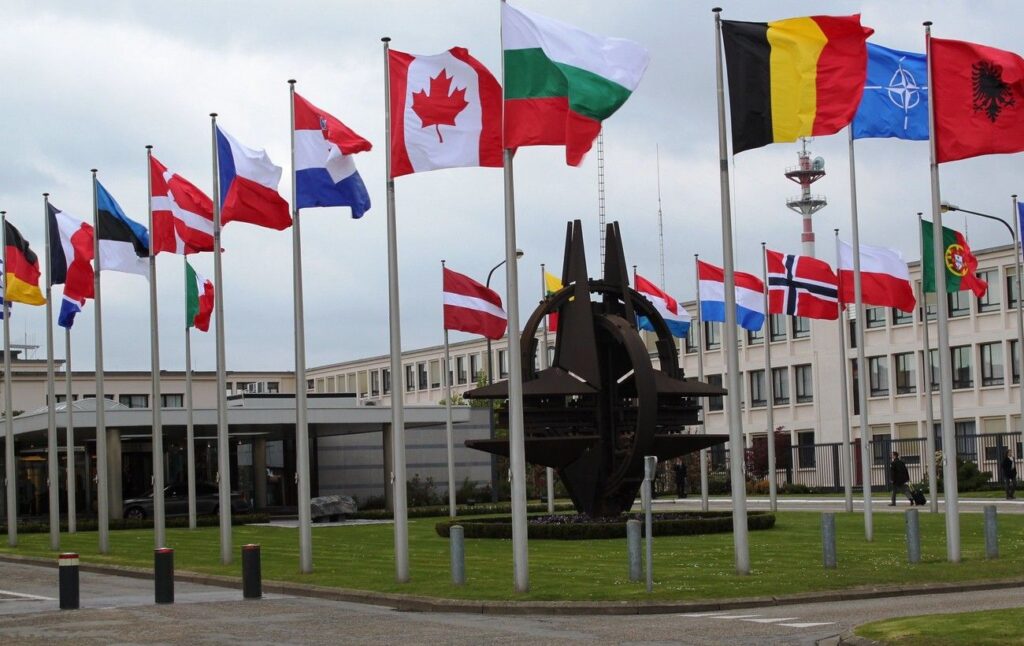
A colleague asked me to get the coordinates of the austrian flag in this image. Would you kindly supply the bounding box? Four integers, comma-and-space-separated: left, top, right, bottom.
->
443, 267, 507, 340
766, 250, 839, 320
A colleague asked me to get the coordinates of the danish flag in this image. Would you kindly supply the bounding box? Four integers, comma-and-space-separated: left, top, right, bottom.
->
766, 250, 839, 320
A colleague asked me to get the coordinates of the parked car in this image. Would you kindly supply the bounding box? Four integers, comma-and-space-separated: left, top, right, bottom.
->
123, 482, 251, 520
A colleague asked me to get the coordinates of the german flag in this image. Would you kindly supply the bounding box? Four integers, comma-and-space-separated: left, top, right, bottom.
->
721, 15, 873, 154
4, 221, 46, 306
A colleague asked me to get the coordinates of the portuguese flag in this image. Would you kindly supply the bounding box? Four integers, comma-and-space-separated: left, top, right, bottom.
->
4, 221, 46, 306
721, 15, 873, 154
185, 260, 215, 332
502, 3, 650, 166
921, 220, 988, 298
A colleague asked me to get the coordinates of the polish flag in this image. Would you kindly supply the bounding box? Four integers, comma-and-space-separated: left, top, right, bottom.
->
150, 155, 214, 255
443, 267, 507, 340
837, 240, 916, 313
216, 126, 292, 230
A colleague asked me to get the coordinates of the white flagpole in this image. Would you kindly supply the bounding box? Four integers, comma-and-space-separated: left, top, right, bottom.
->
924, 21, 960, 562
288, 79, 314, 574
916, 215, 939, 514
760, 243, 777, 513
210, 114, 232, 565
91, 170, 110, 554
1, 211, 16, 547
834, 229, 854, 513
64, 327, 76, 532
713, 8, 750, 575
184, 276, 196, 530
1011, 195, 1024, 445
500, 0, 530, 592
695, 254, 709, 512
43, 194, 60, 550
541, 263, 554, 514
381, 37, 410, 583
441, 260, 456, 519
146, 146, 166, 549
847, 128, 873, 541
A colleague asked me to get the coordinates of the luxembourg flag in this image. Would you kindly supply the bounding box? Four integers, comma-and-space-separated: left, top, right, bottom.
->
697, 260, 765, 331
634, 273, 690, 338
293, 92, 372, 217
216, 126, 292, 230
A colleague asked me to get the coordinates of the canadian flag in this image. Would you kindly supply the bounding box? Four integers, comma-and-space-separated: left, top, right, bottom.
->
443, 267, 507, 340
388, 47, 503, 177
837, 240, 916, 313
150, 155, 214, 255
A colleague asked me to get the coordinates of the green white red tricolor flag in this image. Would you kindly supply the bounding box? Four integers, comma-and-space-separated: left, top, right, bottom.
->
185, 260, 214, 332
502, 3, 650, 165
920, 220, 988, 298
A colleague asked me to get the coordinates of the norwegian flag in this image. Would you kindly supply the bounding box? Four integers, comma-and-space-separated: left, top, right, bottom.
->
443, 267, 507, 340
766, 250, 839, 320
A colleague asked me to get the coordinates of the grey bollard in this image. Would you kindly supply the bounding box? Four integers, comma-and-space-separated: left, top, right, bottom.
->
154, 548, 174, 604
643, 455, 657, 593
58, 553, 79, 610
905, 508, 921, 564
821, 513, 837, 569
984, 505, 998, 559
450, 525, 465, 586
626, 519, 642, 582
242, 544, 262, 599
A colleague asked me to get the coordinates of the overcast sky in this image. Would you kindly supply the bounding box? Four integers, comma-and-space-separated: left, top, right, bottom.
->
1, 1, 1020, 374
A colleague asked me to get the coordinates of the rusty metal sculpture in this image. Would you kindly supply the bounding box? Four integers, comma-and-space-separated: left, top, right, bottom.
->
466, 220, 728, 517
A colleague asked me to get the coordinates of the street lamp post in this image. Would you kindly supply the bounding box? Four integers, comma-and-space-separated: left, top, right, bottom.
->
485, 249, 524, 501
940, 200, 1024, 433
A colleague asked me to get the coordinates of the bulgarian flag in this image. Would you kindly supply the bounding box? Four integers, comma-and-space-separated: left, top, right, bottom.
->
544, 270, 562, 332
185, 260, 214, 332
502, 3, 650, 166
921, 220, 988, 298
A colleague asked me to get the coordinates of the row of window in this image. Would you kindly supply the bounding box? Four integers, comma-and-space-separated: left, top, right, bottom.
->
859, 340, 1020, 398
685, 315, 811, 353
50, 394, 186, 409
704, 364, 814, 411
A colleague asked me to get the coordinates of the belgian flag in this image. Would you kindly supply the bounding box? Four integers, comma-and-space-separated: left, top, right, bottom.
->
721, 15, 873, 154
4, 221, 46, 306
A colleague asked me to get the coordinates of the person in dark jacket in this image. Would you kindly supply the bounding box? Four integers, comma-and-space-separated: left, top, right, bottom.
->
889, 451, 913, 506
673, 459, 687, 499
1002, 449, 1017, 500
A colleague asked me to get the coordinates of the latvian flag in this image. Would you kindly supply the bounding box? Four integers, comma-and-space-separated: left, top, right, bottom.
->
634, 273, 690, 338
150, 155, 214, 255
443, 267, 507, 340
766, 250, 839, 320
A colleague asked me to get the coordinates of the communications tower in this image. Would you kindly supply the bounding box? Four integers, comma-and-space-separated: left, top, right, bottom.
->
784, 138, 827, 257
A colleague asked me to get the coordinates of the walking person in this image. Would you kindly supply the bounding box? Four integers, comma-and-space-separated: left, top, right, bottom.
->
889, 451, 913, 506
673, 459, 687, 499
1001, 448, 1017, 500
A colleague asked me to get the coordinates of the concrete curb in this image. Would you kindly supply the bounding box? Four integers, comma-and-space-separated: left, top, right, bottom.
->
1, 552, 1022, 616
836, 629, 883, 645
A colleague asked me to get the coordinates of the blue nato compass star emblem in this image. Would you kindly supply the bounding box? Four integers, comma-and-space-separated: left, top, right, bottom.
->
865, 55, 927, 129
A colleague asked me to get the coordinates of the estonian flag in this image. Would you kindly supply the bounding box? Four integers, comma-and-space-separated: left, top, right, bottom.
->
96, 181, 149, 277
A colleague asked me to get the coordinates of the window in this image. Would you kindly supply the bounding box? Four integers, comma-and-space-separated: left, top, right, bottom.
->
848, 318, 857, 348
976, 270, 1000, 312
327, 376, 336, 393
892, 307, 913, 326
919, 282, 937, 321
866, 307, 886, 328
119, 394, 148, 409
749, 370, 766, 408
405, 365, 415, 392
429, 360, 441, 389
684, 324, 699, 353
895, 352, 916, 394
928, 349, 939, 389
771, 367, 789, 405
1007, 267, 1019, 310
306, 378, 314, 391
498, 349, 509, 379
417, 362, 428, 390
794, 364, 813, 403
947, 290, 970, 318
747, 326, 764, 345
161, 394, 184, 408
705, 322, 721, 350
791, 316, 810, 339
469, 354, 480, 384
456, 356, 467, 385
370, 370, 380, 396
707, 374, 723, 411
1012, 340, 1020, 385
383, 368, 391, 395
868, 356, 889, 397
980, 342, 1004, 387
797, 431, 816, 468
952, 345, 972, 389
769, 314, 787, 342
547, 344, 555, 366
872, 432, 892, 466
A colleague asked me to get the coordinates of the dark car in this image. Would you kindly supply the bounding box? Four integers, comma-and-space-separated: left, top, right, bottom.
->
123, 482, 251, 520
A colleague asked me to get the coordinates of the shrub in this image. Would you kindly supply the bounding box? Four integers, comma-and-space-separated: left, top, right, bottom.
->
0, 513, 271, 535
931, 458, 995, 492
352, 501, 575, 520
707, 471, 731, 495
779, 483, 816, 495
407, 473, 442, 507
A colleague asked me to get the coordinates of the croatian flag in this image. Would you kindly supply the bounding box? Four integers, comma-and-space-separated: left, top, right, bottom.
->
634, 273, 690, 338
293, 92, 372, 217
697, 259, 765, 331
216, 126, 292, 230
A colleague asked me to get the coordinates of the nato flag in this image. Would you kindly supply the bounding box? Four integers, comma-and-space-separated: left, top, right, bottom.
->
852, 43, 928, 140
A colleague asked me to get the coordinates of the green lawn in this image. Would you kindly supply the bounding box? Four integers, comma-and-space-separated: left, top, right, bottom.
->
0, 511, 1022, 601
856, 608, 1024, 645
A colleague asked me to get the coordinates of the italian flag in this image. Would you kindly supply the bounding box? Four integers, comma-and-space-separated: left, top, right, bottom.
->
185, 260, 215, 332
502, 3, 650, 166
921, 220, 988, 298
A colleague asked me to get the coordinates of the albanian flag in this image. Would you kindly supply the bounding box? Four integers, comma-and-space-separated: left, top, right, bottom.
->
932, 37, 1024, 163
921, 220, 987, 298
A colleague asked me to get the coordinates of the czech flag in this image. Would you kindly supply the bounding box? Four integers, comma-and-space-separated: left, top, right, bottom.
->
216, 126, 292, 230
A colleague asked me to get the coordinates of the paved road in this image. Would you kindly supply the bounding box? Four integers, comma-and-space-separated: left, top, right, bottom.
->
0, 560, 1020, 645
655, 496, 1024, 514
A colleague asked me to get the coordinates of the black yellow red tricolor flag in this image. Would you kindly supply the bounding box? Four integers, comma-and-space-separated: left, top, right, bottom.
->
721, 15, 873, 154
4, 221, 46, 306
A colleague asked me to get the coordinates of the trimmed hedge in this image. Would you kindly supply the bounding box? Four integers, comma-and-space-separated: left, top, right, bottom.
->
353, 501, 575, 520
0, 513, 271, 535
435, 511, 776, 540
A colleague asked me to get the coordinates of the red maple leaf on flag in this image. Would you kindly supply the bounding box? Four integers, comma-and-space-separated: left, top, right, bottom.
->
411, 69, 468, 143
